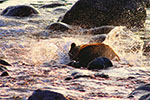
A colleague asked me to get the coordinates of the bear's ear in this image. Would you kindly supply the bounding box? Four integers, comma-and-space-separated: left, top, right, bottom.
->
71, 43, 76, 48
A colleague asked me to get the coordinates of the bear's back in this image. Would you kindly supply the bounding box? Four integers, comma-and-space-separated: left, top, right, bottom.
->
77, 43, 119, 67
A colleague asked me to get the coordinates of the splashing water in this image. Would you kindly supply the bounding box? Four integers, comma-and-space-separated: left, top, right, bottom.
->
104, 26, 147, 67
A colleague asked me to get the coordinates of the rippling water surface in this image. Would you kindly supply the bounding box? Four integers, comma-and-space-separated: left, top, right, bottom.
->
0, 0, 150, 100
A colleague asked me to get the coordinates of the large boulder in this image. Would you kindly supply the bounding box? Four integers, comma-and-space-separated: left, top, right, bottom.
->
61, 0, 146, 28
1, 5, 39, 17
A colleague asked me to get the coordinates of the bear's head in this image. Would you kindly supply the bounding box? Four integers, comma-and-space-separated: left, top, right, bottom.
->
68, 43, 80, 60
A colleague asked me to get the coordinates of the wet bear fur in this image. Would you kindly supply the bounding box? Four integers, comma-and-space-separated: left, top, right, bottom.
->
68, 43, 119, 68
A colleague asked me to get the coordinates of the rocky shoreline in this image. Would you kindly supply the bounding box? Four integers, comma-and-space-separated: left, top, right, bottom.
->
1, 61, 150, 100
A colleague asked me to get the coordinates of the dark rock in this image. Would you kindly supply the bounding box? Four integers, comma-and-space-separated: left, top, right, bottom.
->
46, 22, 71, 32
64, 77, 72, 80
87, 57, 113, 70
127, 76, 136, 80
74, 75, 91, 79
94, 73, 109, 79
40, 3, 65, 8
133, 84, 150, 91
65, 75, 93, 81
0, 59, 11, 66
0, 0, 7, 3
28, 89, 67, 100
128, 84, 150, 99
1, 5, 39, 17
1, 71, 9, 77
139, 93, 150, 100
89, 34, 107, 43
53, 8, 67, 14
0, 66, 8, 71
71, 72, 78, 76
143, 41, 150, 56
61, 0, 146, 28
83, 26, 115, 35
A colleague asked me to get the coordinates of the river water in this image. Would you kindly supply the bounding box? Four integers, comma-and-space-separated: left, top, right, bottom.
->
0, 0, 150, 100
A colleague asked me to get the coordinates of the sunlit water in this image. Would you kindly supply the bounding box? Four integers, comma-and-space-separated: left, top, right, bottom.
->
0, 0, 150, 100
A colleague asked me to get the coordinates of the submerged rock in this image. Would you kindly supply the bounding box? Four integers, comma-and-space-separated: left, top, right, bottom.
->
68, 43, 119, 68
89, 34, 107, 43
1, 5, 39, 17
143, 41, 150, 56
52, 8, 67, 14
128, 84, 150, 100
0, 59, 11, 72
40, 3, 65, 8
61, 0, 146, 28
28, 89, 67, 100
87, 57, 113, 70
1, 71, 9, 77
0, 60, 11, 76
83, 26, 115, 35
46, 22, 71, 32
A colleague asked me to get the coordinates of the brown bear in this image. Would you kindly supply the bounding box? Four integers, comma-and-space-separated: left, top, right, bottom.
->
68, 43, 120, 67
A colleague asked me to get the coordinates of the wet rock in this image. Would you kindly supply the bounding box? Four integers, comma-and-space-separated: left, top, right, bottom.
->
71, 71, 79, 76
0, 65, 8, 71
1, 71, 9, 77
66, 70, 92, 80
0, 59, 11, 66
127, 76, 136, 80
28, 89, 68, 100
64, 77, 72, 80
46, 22, 71, 32
66, 71, 109, 81
128, 84, 150, 100
74, 75, 92, 79
89, 34, 107, 43
1, 5, 39, 17
0, 0, 7, 3
40, 3, 65, 8
143, 41, 150, 56
61, 0, 146, 28
87, 57, 113, 70
53, 8, 67, 14
94, 73, 109, 79
83, 26, 115, 35
139, 93, 150, 100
